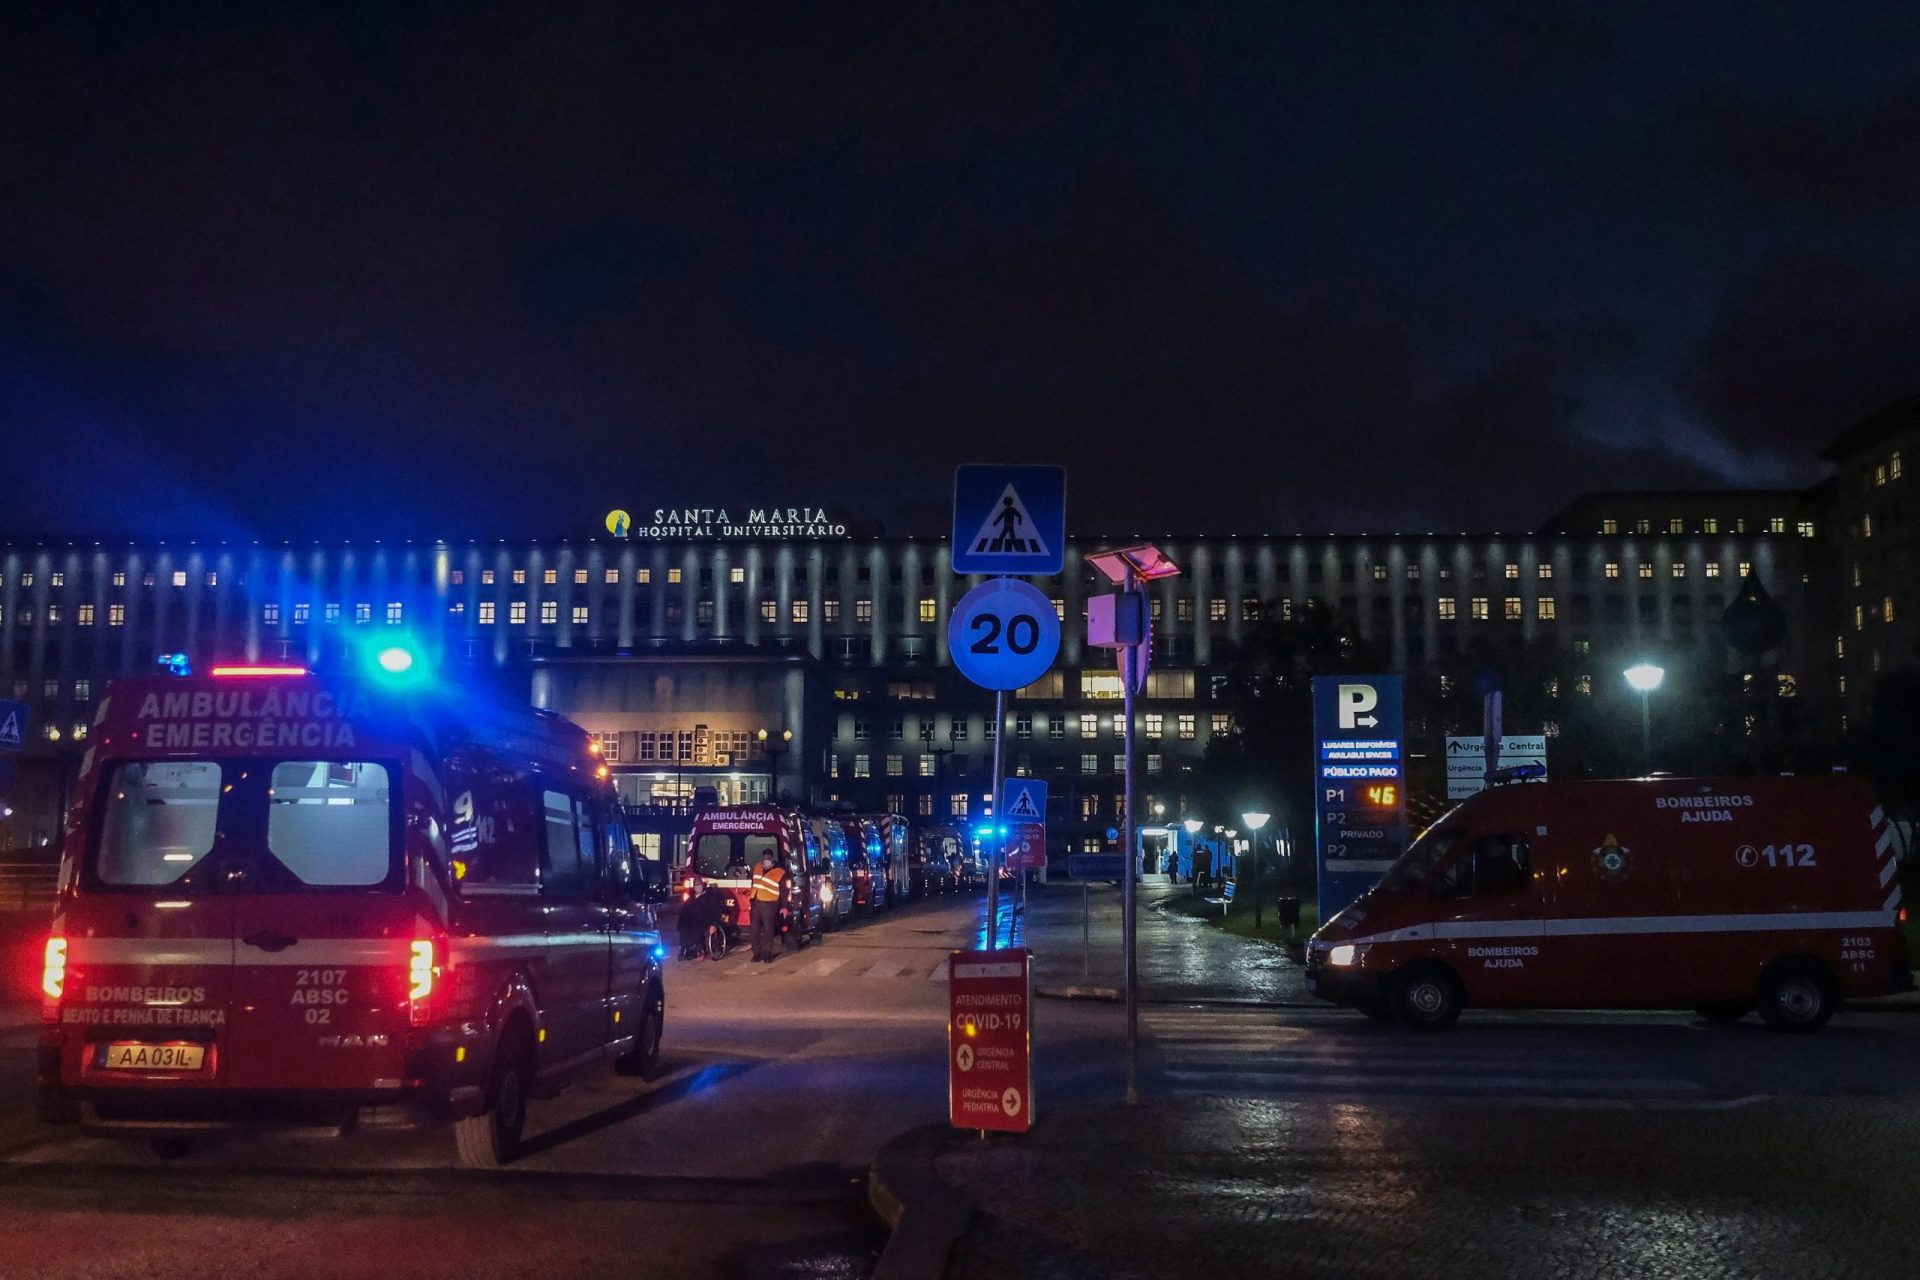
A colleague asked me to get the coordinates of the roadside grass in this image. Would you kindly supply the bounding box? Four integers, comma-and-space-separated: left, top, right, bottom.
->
1157, 883, 1319, 946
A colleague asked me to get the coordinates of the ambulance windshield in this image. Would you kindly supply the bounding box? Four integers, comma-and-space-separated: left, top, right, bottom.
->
1375, 825, 1463, 894
690, 833, 780, 877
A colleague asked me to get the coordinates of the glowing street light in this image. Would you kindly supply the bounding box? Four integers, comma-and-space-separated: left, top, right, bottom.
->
1181, 818, 1203, 835
1623, 663, 1665, 774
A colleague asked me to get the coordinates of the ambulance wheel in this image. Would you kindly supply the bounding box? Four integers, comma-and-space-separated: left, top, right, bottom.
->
456, 1026, 532, 1168
1694, 1001, 1749, 1024
1757, 962, 1835, 1034
149, 1137, 193, 1161
616, 986, 665, 1079
1391, 965, 1463, 1031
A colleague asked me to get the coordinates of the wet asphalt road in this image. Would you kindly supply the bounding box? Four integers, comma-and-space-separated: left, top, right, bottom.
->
4, 885, 1918, 1279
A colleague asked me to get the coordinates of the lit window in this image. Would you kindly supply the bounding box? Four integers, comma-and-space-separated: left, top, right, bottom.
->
1437, 598, 1457, 620
1144, 713, 1163, 737
1470, 597, 1489, 621
1855, 605, 1864, 631
1212, 713, 1229, 734
1537, 564, 1553, 579
886, 755, 904, 777
1604, 563, 1620, 579
77, 604, 94, 626
46, 604, 61, 625
1738, 561, 1751, 577
514, 569, 528, 585
1503, 597, 1521, 621
1371, 564, 1387, 581
451, 570, 465, 586
1177, 714, 1196, 740
262, 603, 281, 625
1638, 563, 1654, 579
1406, 564, 1421, 581
604, 568, 619, 584
572, 605, 588, 625
1702, 518, 1719, 534
49, 571, 64, 587
854, 755, 871, 779
1705, 563, 1721, 578
1537, 597, 1557, 620
1575, 674, 1592, 695
856, 599, 872, 622
1797, 520, 1816, 538
761, 600, 777, 622
919, 598, 936, 623
1177, 599, 1194, 622
1668, 518, 1684, 535
111, 571, 126, 588
1892, 451, 1904, 479
478, 602, 496, 624
1885, 597, 1896, 623
386, 602, 403, 624
540, 601, 558, 624
481, 570, 496, 585
354, 603, 372, 624
918, 756, 936, 778
824, 599, 840, 622
1671, 562, 1686, 579
448, 601, 464, 616
1504, 564, 1519, 580
509, 602, 527, 625
1768, 517, 1786, 534
1209, 599, 1227, 622
167, 570, 184, 587
1601, 519, 1618, 535
636, 569, 651, 584
730, 567, 745, 584
952, 794, 968, 818
792, 600, 810, 623
1080, 713, 1098, 738
1634, 519, 1651, 535
667, 568, 683, 584
570, 569, 585, 585
325, 603, 341, 623
75, 679, 90, 700
1146, 753, 1162, 774
1081, 754, 1099, 774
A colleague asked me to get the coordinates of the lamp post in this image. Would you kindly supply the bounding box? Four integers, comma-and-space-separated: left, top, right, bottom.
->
1622, 663, 1665, 775
1241, 811, 1270, 930
756, 727, 793, 803
1182, 817, 1204, 890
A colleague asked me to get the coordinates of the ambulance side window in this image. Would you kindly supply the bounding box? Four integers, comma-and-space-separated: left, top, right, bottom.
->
449, 763, 540, 888
1431, 835, 1530, 899
602, 807, 634, 899
540, 787, 597, 898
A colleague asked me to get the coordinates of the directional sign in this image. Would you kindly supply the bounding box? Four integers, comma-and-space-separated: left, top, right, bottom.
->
0, 699, 28, 751
1445, 735, 1549, 800
952, 465, 1066, 575
1066, 853, 1125, 879
948, 578, 1061, 691
1311, 676, 1407, 924
949, 949, 1033, 1133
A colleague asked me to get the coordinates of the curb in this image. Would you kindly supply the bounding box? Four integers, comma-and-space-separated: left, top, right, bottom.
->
868, 1123, 973, 1280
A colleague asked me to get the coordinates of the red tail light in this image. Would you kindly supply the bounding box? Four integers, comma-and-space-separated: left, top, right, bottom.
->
41, 936, 67, 1002
408, 935, 446, 1027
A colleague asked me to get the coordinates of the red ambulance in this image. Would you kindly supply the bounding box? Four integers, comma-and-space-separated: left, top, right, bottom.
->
37, 657, 669, 1165
1305, 777, 1911, 1032
680, 806, 822, 946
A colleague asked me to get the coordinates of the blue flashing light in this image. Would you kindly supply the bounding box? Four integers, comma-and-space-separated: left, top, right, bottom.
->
155, 653, 192, 677
375, 645, 416, 675
650, 944, 668, 962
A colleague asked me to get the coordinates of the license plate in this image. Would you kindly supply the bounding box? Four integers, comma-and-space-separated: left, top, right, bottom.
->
102, 1042, 205, 1072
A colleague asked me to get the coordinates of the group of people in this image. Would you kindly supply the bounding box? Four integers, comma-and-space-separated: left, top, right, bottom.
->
674, 849, 794, 963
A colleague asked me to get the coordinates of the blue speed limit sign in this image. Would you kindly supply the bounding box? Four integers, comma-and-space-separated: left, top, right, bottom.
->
949, 579, 1061, 691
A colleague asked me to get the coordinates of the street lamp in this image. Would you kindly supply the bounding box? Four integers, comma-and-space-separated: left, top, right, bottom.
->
1241, 812, 1271, 929
756, 727, 793, 802
1622, 663, 1665, 774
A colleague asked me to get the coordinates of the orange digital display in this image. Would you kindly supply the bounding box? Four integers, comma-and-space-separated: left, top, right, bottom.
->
1362, 784, 1399, 808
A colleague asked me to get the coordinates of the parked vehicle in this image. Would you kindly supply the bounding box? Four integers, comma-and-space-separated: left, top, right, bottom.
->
866, 813, 913, 905
682, 807, 821, 948
38, 656, 668, 1167
1305, 777, 1912, 1032
908, 830, 957, 896
839, 817, 882, 914
801, 817, 853, 931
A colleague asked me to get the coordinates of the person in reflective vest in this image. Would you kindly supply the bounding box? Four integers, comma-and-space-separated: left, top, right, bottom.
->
749, 852, 789, 963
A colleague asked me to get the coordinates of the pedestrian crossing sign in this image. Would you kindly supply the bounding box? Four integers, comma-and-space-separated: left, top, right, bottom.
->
1001, 777, 1047, 822
952, 464, 1067, 575
0, 699, 27, 750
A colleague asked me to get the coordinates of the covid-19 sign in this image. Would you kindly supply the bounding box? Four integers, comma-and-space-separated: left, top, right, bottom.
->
1311, 676, 1407, 923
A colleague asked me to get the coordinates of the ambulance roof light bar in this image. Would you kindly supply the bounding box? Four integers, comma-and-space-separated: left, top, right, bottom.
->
208, 664, 310, 678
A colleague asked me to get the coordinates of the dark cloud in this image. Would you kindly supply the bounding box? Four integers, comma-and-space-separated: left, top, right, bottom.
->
1681, 250, 1920, 461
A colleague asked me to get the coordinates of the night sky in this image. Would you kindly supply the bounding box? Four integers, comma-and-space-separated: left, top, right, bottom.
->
4, 2, 1917, 543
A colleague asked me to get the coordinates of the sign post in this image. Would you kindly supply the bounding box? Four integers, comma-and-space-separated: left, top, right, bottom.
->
951, 464, 1066, 953
948, 949, 1033, 1134
1311, 676, 1407, 925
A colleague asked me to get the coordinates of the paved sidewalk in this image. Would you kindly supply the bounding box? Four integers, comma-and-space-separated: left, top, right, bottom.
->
934, 1094, 1920, 1280
990, 881, 1308, 1003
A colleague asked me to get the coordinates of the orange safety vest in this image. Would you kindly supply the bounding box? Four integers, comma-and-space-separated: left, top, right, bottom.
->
751, 865, 787, 903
